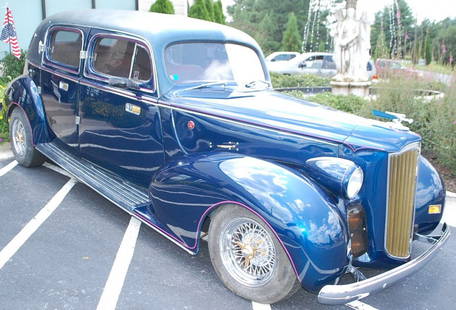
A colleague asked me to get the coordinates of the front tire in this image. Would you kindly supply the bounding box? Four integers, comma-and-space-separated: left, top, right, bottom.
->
208, 204, 300, 304
9, 108, 45, 167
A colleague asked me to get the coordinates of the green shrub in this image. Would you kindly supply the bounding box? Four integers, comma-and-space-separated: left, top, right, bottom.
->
310, 92, 368, 114
0, 84, 8, 141
149, 0, 175, 14
271, 73, 330, 88
0, 50, 26, 84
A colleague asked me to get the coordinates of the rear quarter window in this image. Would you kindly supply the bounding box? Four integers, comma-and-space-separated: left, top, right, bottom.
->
91, 36, 152, 81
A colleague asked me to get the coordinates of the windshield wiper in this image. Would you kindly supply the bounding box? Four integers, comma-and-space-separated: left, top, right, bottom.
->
244, 80, 272, 89
178, 80, 234, 93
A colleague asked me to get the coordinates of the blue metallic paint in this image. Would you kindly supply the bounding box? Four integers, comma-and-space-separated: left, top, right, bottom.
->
8, 10, 447, 293
6, 76, 54, 145
148, 153, 348, 291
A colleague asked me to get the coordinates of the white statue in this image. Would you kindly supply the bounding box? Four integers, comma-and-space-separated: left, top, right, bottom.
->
331, 0, 373, 83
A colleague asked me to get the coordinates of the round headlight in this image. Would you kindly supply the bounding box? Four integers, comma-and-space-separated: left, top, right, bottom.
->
346, 167, 364, 199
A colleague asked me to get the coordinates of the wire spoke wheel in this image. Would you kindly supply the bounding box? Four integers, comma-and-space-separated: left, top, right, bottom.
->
12, 118, 26, 157
220, 217, 277, 287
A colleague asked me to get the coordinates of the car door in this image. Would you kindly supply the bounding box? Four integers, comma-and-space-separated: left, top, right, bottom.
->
79, 30, 163, 188
321, 55, 337, 77
298, 56, 321, 75
41, 26, 87, 150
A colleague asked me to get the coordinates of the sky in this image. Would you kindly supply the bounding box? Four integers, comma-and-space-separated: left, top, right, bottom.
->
221, 0, 456, 23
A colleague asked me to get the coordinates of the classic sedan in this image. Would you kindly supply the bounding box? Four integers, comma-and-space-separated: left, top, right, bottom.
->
5, 9, 449, 305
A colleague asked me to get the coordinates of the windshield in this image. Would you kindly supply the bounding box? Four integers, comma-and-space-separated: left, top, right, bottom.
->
164, 42, 267, 86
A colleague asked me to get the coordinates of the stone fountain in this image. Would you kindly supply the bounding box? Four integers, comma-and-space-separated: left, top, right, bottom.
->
330, 0, 373, 97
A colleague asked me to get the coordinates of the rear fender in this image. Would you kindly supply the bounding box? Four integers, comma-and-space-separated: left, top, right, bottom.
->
5, 76, 53, 144
148, 152, 349, 291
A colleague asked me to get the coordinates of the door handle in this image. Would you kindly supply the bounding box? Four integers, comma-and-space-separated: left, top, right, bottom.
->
59, 81, 69, 91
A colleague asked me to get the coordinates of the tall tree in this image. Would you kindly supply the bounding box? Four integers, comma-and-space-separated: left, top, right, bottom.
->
256, 13, 279, 55
204, 0, 215, 21
228, 0, 309, 54
281, 13, 302, 52
374, 21, 389, 59
189, 0, 211, 21
149, 0, 175, 14
213, 1, 226, 24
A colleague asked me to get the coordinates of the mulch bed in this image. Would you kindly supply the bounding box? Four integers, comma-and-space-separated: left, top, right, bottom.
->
424, 152, 456, 193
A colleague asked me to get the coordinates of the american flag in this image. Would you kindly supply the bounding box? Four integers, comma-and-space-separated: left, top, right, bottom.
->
0, 7, 21, 59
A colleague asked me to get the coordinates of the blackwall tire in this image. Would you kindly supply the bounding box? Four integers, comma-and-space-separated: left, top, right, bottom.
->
9, 108, 45, 168
208, 204, 300, 304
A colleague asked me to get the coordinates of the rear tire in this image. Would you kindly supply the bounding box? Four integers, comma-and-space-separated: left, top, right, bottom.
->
9, 108, 45, 167
208, 204, 300, 304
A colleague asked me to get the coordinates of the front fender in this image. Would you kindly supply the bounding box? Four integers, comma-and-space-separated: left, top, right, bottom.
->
149, 152, 349, 291
5, 75, 53, 144
414, 156, 446, 234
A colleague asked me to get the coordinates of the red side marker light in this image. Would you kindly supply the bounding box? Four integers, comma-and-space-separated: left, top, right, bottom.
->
187, 120, 196, 130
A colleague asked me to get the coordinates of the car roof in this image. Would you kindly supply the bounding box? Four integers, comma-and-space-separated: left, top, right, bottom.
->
45, 9, 259, 50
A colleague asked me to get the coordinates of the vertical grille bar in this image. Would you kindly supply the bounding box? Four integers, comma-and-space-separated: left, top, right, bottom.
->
385, 143, 420, 258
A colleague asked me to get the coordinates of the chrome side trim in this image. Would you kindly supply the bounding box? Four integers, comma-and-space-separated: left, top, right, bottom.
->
318, 223, 450, 305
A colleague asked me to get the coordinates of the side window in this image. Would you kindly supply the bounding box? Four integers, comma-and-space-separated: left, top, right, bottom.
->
92, 37, 135, 78
91, 36, 152, 82
131, 45, 152, 81
48, 29, 82, 68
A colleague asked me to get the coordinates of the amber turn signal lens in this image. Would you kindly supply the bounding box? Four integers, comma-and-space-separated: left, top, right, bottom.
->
347, 204, 368, 257
428, 204, 442, 215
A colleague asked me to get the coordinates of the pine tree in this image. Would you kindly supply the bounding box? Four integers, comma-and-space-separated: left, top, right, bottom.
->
281, 13, 302, 52
374, 22, 389, 59
256, 13, 279, 55
213, 1, 225, 24
149, 0, 175, 14
204, 0, 214, 21
189, 0, 211, 21
425, 35, 432, 65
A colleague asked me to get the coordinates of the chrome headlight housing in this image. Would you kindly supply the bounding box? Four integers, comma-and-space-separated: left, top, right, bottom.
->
346, 167, 364, 199
305, 157, 364, 199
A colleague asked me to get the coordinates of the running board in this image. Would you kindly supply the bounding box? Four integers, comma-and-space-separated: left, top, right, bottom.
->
36, 142, 152, 213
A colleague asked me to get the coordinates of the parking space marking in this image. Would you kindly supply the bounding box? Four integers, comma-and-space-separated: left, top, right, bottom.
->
97, 217, 141, 310
346, 300, 379, 310
0, 151, 13, 161
0, 178, 77, 270
0, 160, 17, 177
251, 302, 271, 310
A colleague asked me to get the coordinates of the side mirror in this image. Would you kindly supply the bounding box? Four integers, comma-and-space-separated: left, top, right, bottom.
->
298, 62, 306, 69
271, 59, 277, 62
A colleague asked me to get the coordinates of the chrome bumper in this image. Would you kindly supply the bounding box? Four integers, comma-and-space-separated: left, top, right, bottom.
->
318, 223, 450, 305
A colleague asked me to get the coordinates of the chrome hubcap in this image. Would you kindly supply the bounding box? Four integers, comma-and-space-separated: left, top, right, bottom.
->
220, 218, 276, 287
12, 119, 26, 157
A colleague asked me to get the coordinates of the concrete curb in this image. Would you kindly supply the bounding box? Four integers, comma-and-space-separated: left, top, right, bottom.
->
447, 191, 456, 199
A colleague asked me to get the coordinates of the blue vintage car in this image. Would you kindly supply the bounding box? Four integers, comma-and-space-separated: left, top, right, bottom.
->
5, 10, 449, 304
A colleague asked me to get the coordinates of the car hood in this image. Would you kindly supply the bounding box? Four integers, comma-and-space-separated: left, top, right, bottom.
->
165, 89, 421, 153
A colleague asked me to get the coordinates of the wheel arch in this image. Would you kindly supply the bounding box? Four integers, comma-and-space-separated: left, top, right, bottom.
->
5, 75, 54, 145
148, 152, 349, 291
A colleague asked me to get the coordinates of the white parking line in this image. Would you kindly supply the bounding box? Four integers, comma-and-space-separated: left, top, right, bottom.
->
346, 300, 379, 310
96, 217, 141, 310
0, 178, 77, 270
0, 151, 13, 161
0, 160, 18, 177
251, 302, 271, 310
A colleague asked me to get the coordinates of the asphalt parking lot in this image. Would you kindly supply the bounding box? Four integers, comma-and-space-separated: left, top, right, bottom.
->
0, 145, 455, 310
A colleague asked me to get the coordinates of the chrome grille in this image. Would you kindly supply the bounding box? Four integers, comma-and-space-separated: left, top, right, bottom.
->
385, 143, 420, 258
